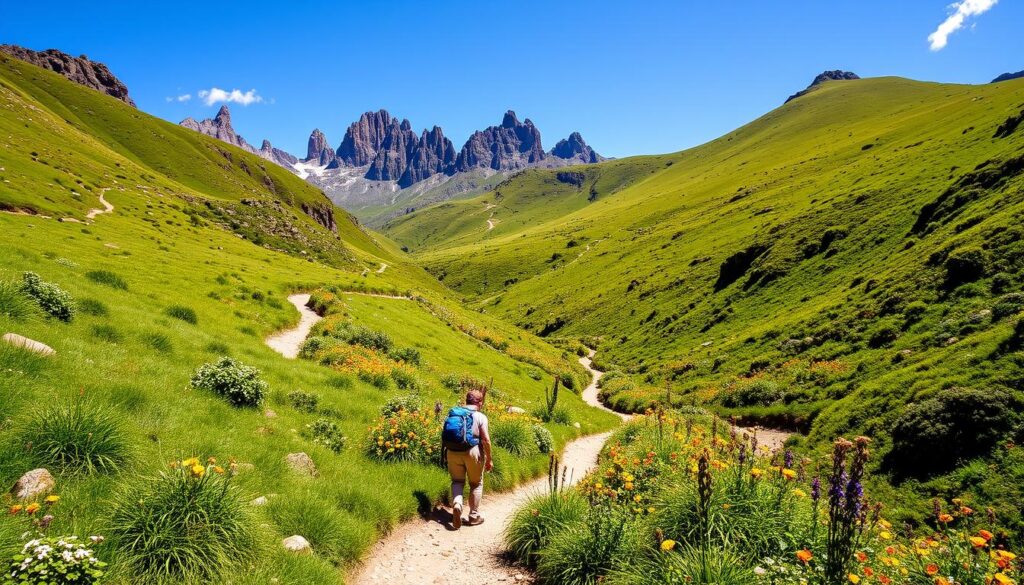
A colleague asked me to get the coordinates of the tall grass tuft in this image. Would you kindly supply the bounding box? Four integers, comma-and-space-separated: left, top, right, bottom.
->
0, 279, 37, 320
20, 400, 130, 474
490, 418, 539, 457
536, 505, 630, 585
109, 458, 257, 583
164, 304, 198, 324
267, 493, 375, 565
505, 455, 587, 566
85, 269, 128, 290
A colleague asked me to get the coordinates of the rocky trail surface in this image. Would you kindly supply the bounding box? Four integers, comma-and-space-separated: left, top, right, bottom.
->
85, 189, 114, 220
350, 353, 616, 585
265, 294, 322, 358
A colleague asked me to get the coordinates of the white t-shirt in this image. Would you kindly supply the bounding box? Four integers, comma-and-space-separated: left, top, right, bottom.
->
466, 405, 489, 439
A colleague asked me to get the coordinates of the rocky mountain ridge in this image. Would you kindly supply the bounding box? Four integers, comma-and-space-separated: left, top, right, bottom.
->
0, 44, 135, 106
785, 70, 860, 103
992, 70, 1024, 83
180, 106, 295, 167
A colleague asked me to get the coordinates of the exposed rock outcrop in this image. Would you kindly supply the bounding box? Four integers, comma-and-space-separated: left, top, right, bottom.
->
785, 70, 860, 103
0, 45, 135, 107
180, 105, 298, 170
992, 70, 1024, 84
549, 132, 603, 164
335, 109, 394, 166
365, 118, 418, 181
2, 333, 55, 356
454, 110, 546, 172
305, 129, 336, 166
260, 139, 298, 167
400, 126, 457, 187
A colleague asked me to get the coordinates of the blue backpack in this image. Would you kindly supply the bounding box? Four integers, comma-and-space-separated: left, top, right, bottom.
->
442, 406, 479, 452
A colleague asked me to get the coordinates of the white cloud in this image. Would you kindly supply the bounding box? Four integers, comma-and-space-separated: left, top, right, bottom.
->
197, 87, 263, 106
928, 0, 998, 51
164, 93, 192, 103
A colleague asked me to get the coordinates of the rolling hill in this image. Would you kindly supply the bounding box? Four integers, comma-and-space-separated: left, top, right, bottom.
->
387, 75, 1024, 531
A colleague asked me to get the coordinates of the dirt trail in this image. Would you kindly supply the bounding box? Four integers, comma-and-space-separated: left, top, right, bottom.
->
264, 294, 322, 358
377, 263, 388, 274
85, 189, 114, 220
350, 355, 615, 585
486, 217, 495, 230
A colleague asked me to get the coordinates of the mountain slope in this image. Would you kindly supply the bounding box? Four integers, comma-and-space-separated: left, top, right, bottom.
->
392, 75, 1024, 531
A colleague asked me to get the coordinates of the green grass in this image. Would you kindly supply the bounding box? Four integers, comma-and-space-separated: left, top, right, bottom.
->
0, 54, 617, 584
389, 76, 1024, 535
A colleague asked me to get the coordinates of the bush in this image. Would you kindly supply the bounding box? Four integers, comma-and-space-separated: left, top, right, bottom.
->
164, 304, 198, 324
902, 300, 928, 325
505, 491, 588, 566
190, 357, 268, 407
21, 400, 129, 474
993, 292, 1024, 321
944, 246, 988, 287
359, 370, 392, 391
0, 279, 36, 320
389, 346, 422, 366
867, 319, 900, 348
6, 535, 106, 584
347, 325, 393, 353
365, 409, 437, 464
306, 418, 347, 453
390, 366, 420, 390
110, 457, 257, 582
491, 418, 540, 457
21, 272, 75, 322
536, 508, 629, 585
532, 424, 554, 454
718, 379, 783, 407
287, 390, 320, 413
887, 387, 1023, 477
299, 335, 339, 359
85, 269, 127, 290
381, 393, 422, 416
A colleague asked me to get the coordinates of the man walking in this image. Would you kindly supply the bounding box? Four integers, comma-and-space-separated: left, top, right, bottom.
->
442, 389, 493, 529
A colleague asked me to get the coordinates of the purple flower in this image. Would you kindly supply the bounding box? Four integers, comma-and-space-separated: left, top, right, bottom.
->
810, 477, 821, 502
784, 449, 794, 469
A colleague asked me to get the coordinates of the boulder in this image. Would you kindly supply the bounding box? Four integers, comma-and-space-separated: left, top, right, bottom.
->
285, 452, 318, 477
250, 496, 268, 507
282, 535, 312, 554
2, 333, 55, 356
506, 406, 527, 415
10, 468, 55, 500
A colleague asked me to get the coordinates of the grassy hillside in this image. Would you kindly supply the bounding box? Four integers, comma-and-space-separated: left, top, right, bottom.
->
0, 55, 616, 584
390, 76, 1024, 534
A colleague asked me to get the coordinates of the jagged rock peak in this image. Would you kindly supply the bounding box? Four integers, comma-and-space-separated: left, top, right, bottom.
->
454, 110, 546, 173
179, 105, 296, 168
0, 44, 135, 107
992, 70, 1024, 84
550, 132, 603, 164
336, 109, 394, 166
305, 129, 336, 166
785, 70, 860, 103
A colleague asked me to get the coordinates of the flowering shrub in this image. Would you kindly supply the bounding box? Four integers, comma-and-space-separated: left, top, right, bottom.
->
306, 418, 346, 453
365, 409, 437, 464
532, 424, 554, 454
190, 357, 267, 407
21, 271, 75, 322
5, 535, 106, 584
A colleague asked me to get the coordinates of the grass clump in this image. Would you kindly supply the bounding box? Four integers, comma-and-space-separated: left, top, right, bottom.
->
78, 297, 109, 316
85, 269, 128, 290
190, 357, 267, 407
267, 493, 375, 565
305, 418, 347, 453
491, 418, 539, 457
287, 390, 320, 413
20, 400, 129, 474
21, 271, 75, 322
164, 304, 198, 324
505, 489, 587, 566
109, 457, 257, 583
0, 279, 37, 320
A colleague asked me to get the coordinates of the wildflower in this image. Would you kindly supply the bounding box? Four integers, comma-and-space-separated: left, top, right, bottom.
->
660, 539, 677, 552
751, 468, 763, 479
25, 503, 41, 515
782, 468, 797, 480
978, 529, 993, 541
938, 513, 954, 523
880, 530, 893, 540
8, 504, 23, 515
993, 574, 1013, 585
925, 564, 939, 575
793, 488, 807, 498
848, 572, 860, 582
191, 463, 205, 478
44, 495, 59, 504
796, 549, 813, 564
856, 551, 868, 562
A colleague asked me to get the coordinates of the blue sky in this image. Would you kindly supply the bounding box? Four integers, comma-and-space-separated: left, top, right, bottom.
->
3, 1, 1021, 159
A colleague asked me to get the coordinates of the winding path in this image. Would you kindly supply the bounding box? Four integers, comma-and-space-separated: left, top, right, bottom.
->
264, 294, 322, 358
350, 353, 616, 585
85, 189, 114, 220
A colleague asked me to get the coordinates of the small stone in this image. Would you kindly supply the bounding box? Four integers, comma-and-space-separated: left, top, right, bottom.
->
2, 333, 55, 356
250, 496, 268, 507
506, 406, 526, 415
264, 409, 277, 418
282, 535, 312, 554
285, 452, 318, 477
10, 468, 55, 500
573, 422, 581, 429
701, 341, 712, 347
946, 337, 959, 346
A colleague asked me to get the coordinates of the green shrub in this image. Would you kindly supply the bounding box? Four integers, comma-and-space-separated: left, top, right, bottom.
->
359, 370, 392, 391
306, 418, 347, 453
887, 387, 1023, 477
505, 491, 588, 566
141, 332, 173, 353
944, 246, 988, 287
440, 372, 461, 392
903, 300, 928, 326
0, 280, 36, 320
718, 379, 783, 407
110, 458, 257, 583
867, 319, 900, 348
191, 357, 268, 407
6, 535, 106, 584
536, 508, 630, 585
993, 292, 1024, 321
527, 368, 543, 381
344, 325, 393, 352
164, 304, 198, 324
287, 390, 320, 413
21, 271, 75, 322
20, 400, 129, 474
491, 418, 539, 457
389, 346, 422, 365
381, 393, 421, 416
991, 272, 1014, 294
390, 367, 420, 390
550, 407, 572, 425
85, 269, 128, 290
299, 335, 339, 359
532, 424, 554, 454
78, 298, 108, 316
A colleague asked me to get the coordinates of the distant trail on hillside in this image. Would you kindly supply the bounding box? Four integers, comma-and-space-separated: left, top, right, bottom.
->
350, 353, 615, 585
85, 189, 114, 220
265, 294, 322, 358
377, 263, 388, 274
579, 350, 630, 421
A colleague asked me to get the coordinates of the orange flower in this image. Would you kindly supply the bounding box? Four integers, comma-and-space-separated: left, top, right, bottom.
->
796, 549, 813, 564
25, 503, 40, 515
925, 563, 939, 575
938, 513, 954, 523
978, 529, 993, 541
969, 536, 987, 548
856, 551, 868, 563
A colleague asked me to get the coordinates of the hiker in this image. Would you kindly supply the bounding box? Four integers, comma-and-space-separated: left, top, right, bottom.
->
442, 389, 493, 529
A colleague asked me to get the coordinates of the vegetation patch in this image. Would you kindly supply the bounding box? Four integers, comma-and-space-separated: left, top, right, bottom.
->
190, 357, 268, 407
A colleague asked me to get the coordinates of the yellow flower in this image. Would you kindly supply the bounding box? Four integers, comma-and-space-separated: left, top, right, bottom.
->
996, 550, 1017, 560
969, 536, 987, 548
879, 531, 893, 540
796, 549, 813, 563
793, 489, 807, 498
751, 468, 763, 479
214, 466, 225, 474
183, 457, 200, 467
647, 507, 656, 514
660, 539, 677, 552
993, 573, 1014, 585
782, 468, 797, 480
8, 505, 23, 515
848, 574, 860, 584
25, 503, 41, 515
191, 463, 205, 477
624, 482, 635, 491
44, 495, 60, 504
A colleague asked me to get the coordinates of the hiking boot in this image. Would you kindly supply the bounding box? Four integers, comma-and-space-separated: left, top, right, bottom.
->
452, 502, 463, 530
465, 514, 485, 527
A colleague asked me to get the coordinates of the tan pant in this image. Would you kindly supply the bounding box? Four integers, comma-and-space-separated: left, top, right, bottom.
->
447, 446, 484, 517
